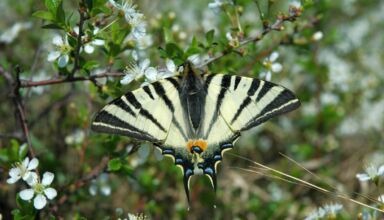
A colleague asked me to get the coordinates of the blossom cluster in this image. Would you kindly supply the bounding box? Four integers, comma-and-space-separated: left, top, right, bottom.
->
120, 58, 182, 86
7, 157, 57, 210
305, 203, 343, 220
356, 164, 384, 185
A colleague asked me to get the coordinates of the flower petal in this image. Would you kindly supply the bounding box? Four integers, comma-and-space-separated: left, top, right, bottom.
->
269, 52, 279, 62
84, 44, 95, 54
356, 173, 370, 181
25, 172, 38, 186
187, 54, 200, 65
140, 58, 150, 70
58, 54, 69, 68
7, 176, 20, 184
44, 188, 57, 200
52, 35, 63, 46
47, 51, 61, 62
266, 71, 272, 81
42, 172, 54, 186
271, 63, 283, 73
92, 39, 105, 46
27, 158, 39, 170
101, 186, 111, 196
144, 67, 158, 82
120, 74, 135, 85
22, 157, 30, 168
73, 26, 79, 35
166, 59, 176, 73
226, 32, 233, 41
89, 184, 97, 196
19, 189, 34, 200
378, 165, 384, 176
8, 167, 21, 178
34, 194, 47, 210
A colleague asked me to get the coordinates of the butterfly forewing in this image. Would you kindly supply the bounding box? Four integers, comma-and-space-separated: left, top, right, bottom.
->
92, 78, 179, 143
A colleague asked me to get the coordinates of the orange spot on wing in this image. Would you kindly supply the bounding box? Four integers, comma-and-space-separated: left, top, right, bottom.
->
186, 139, 208, 153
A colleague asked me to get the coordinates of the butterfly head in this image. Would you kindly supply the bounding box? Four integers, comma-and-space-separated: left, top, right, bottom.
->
187, 139, 207, 154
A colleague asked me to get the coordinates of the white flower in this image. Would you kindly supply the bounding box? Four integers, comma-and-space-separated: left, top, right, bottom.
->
73, 26, 105, 54
260, 52, 283, 81
208, 0, 225, 13
7, 157, 39, 185
305, 203, 343, 220
47, 35, 71, 67
65, 129, 85, 145
312, 31, 324, 41
19, 172, 57, 210
135, 34, 153, 49
226, 32, 238, 47
378, 195, 384, 203
120, 59, 150, 85
323, 203, 343, 216
109, 0, 146, 40
89, 173, 111, 196
144, 59, 182, 85
187, 54, 210, 66
289, 0, 302, 8
356, 164, 384, 182
0, 22, 32, 44
76, 27, 105, 54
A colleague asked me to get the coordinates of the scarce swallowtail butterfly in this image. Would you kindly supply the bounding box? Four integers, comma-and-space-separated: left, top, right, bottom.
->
91, 62, 300, 202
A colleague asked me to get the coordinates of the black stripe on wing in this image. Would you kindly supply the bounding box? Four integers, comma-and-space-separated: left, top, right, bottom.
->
139, 108, 167, 132
154, 78, 188, 141
143, 86, 155, 100
114, 98, 136, 117
243, 89, 300, 131
153, 81, 175, 112
92, 111, 158, 142
126, 90, 168, 133
204, 75, 231, 138
230, 79, 261, 123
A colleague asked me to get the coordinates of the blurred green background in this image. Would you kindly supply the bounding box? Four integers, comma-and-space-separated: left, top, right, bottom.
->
1, 0, 384, 219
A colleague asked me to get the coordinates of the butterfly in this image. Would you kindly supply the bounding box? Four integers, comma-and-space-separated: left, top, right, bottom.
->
91, 62, 300, 202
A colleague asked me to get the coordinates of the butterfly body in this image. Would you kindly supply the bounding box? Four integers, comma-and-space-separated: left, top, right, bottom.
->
92, 62, 300, 202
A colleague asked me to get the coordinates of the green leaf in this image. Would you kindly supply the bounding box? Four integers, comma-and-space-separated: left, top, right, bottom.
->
205, 29, 215, 47
41, 23, 64, 30
55, 0, 66, 24
15, 194, 36, 218
32, 10, 54, 21
83, 60, 100, 71
45, 0, 61, 15
108, 158, 122, 171
165, 43, 184, 61
85, 0, 93, 10
18, 143, 28, 160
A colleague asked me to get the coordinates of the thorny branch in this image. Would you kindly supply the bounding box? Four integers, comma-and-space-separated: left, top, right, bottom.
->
70, 3, 87, 78
201, 6, 302, 67
50, 156, 110, 217
19, 71, 124, 88
0, 66, 35, 157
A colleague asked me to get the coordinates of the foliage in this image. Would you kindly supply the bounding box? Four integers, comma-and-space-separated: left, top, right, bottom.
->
1, 0, 384, 219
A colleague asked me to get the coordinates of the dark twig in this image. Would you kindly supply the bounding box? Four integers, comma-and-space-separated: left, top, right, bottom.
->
0, 66, 35, 157
201, 7, 302, 67
19, 71, 124, 88
50, 156, 110, 216
70, 4, 87, 78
